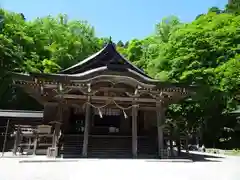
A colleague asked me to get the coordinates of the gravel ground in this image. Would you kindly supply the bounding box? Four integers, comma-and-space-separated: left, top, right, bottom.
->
0, 155, 239, 180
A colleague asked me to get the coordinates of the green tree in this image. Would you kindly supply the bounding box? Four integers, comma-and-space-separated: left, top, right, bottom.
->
226, 0, 240, 14
155, 16, 181, 43
145, 12, 240, 146
0, 9, 102, 109
117, 40, 124, 47
208, 6, 222, 14
1, 7, 239, 148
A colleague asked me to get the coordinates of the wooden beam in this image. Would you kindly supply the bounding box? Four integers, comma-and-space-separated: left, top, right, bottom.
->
21, 83, 187, 96
43, 85, 187, 96
59, 94, 161, 103
67, 99, 157, 106
31, 99, 160, 111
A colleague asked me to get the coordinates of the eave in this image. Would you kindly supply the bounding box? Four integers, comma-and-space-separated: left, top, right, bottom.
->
59, 41, 152, 79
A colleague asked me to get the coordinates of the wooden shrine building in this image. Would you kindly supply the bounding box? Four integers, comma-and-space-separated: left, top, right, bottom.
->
11, 41, 194, 158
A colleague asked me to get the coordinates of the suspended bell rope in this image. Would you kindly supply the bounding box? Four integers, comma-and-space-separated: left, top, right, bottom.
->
83, 100, 111, 109
82, 99, 139, 119
54, 82, 140, 118
83, 100, 111, 118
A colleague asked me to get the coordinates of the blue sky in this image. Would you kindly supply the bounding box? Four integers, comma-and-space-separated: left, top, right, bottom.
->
2, 0, 227, 42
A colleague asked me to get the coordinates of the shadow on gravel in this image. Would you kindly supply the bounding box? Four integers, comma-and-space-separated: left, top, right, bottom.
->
145, 152, 224, 163
189, 153, 224, 162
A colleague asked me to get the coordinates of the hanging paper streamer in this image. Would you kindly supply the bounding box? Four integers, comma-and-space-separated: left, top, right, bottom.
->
59, 83, 63, 92
123, 110, 128, 119
98, 108, 103, 118
40, 85, 44, 94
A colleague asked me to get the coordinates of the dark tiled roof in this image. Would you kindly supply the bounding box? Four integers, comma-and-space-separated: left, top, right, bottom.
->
59, 41, 152, 79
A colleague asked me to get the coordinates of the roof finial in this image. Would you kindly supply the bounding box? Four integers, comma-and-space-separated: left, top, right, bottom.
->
109, 36, 112, 43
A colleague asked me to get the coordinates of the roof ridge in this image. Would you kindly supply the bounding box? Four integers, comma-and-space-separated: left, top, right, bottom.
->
58, 41, 152, 79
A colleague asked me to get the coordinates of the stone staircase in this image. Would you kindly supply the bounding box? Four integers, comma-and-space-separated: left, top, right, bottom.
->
138, 136, 158, 158
87, 135, 132, 158
59, 135, 161, 159
60, 134, 83, 158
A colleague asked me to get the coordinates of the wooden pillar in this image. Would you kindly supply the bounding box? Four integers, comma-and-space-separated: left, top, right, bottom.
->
27, 138, 31, 151
50, 103, 63, 157
156, 102, 165, 158
33, 134, 38, 155
13, 125, 20, 155
51, 82, 66, 152
82, 103, 91, 157
132, 105, 138, 158
1, 119, 10, 157
185, 135, 189, 153
52, 123, 61, 148
176, 137, 181, 156
88, 107, 92, 134
169, 133, 173, 157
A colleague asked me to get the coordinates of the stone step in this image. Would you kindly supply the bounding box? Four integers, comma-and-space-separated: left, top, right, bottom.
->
88, 149, 131, 153
87, 136, 132, 158
88, 152, 132, 158
62, 148, 82, 151
63, 143, 83, 145
61, 154, 82, 158
61, 135, 159, 159
60, 135, 84, 158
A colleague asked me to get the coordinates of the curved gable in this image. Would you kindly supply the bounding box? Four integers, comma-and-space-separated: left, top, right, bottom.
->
59, 41, 153, 79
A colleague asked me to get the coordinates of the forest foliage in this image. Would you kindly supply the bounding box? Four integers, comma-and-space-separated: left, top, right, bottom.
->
0, 1, 239, 148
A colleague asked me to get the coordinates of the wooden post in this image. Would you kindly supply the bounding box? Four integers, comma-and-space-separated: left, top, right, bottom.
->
1, 119, 10, 157
156, 102, 164, 158
13, 125, 20, 155
52, 123, 61, 148
82, 103, 90, 157
170, 134, 173, 157
50, 123, 61, 157
176, 137, 181, 156
132, 105, 138, 158
27, 137, 31, 151
186, 135, 189, 153
50, 102, 64, 157
33, 134, 38, 155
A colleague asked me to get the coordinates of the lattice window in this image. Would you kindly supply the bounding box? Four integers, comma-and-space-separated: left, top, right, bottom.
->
94, 108, 121, 116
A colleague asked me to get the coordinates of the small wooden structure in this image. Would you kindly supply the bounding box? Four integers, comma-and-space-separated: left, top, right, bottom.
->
0, 110, 51, 156
11, 41, 195, 158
